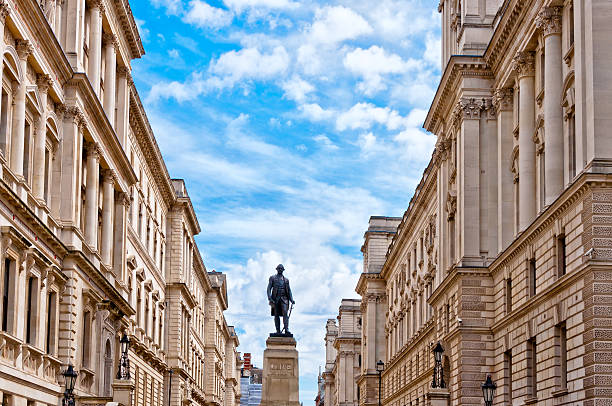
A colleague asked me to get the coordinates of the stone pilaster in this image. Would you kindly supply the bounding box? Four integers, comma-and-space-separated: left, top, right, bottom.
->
32, 74, 53, 202
514, 51, 537, 232
84, 142, 101, 250
88, 0, 103, 95
103, 32, 118, 126
10, 40, 33, 180
494, 88, 515, 251
100, 169, 116, 266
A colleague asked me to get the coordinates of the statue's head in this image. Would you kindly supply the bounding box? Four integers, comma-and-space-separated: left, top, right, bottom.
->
276, 264, 285, 274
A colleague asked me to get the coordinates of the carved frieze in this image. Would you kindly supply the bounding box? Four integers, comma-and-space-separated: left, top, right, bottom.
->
493, 87, 514, 112
513, 51, 536, 78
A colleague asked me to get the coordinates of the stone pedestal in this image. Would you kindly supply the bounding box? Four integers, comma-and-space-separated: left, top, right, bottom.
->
427, 388, 450, 406
260, 336, 300, 406
110, 379, 135, 406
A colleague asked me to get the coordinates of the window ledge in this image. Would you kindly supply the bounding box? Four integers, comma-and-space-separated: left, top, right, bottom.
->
552, 388, 568, 397
524, 396, 538, 405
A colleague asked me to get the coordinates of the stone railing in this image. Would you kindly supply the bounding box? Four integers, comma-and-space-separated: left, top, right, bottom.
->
0, 331, 22, 367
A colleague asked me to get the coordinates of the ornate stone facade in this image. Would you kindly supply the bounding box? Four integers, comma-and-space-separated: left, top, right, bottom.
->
355, 0, 612, 405
323, 299, 362, 406
0, 1, 240, 406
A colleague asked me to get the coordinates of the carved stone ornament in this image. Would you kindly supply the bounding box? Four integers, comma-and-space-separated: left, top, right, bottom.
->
85, 142, 102, 159
36, 73, 53, 93
116, 191, 131, 207
493, 87, 514, 111
446, 192, 457, 220
0, 2, 10, 23
101, 168, 117, 184
536, 6, 562, 37
102, 32, 118, 48
15, 39, 34, 60
513, 51, 536, 78
457, 97, 482, 120
65, 105, 85, 125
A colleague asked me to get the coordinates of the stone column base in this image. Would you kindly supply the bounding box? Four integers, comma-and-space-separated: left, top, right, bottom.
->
427, 387, 450, 406
111, 379, 135, 406
260, 336, 300, 406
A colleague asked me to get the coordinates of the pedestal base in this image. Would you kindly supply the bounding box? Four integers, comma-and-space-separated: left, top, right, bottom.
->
260, 336, 300, 406
427, 387, 450, 406
111, 379, 135, 406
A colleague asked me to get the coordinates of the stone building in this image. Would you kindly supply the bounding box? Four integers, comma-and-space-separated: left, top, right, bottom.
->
0, 0, 240, 405
355, 0, 612, 405
323, 299, 361, 406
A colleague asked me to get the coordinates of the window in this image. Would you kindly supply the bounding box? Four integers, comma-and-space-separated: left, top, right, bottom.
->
569, 114, 576, 178
528, 337, 537, 398
46, 292, 57, 354
44, 147, 51, 203
0, 89, 10, 154
539, 151, 545, 211
145, 296, 150, 336
506, 278, 512, 313
2, 258, 16, 333
152, 301, 157, 343
137, 287, 142, 326
445, 303, 450, 333
556, 323, 568, 389
23, 122, 31, 183
504, 350, 513, 402
82, 310, 92, 367
569, 2, 574, 46
529, 258, 537, 297
556, 233, 566, 277
25, 276, 38, 344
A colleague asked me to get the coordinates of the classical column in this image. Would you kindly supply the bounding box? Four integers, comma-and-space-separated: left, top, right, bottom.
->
10, 40, 33, 179
100, 169, 115, 265
456, 98, 481, 261
102, 33, 117, 126
113, 192, 129, 280
87, 0, 103, 95
514, 51, 537, 232
32, 74, 52, 202
59, 106, 84, 229
537, 7, 564, 205
0, 3, 9, 158
116, 66, 131, 147
494, 88, 515, 251
84, 142, 101, 250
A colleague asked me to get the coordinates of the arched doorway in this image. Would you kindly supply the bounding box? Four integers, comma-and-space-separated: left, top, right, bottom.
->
104, 339, 113, 396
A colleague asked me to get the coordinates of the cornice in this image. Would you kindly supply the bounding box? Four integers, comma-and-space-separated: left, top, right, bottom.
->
424, 56, 493, 134
355, 272, 383, 296
381, 157, 438, 279
111, 0, 145, 59
129, 87, 176, 206
166, 282, 197, 310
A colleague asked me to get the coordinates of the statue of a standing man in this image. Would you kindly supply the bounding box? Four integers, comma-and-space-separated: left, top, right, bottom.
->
267, 264, 295, 336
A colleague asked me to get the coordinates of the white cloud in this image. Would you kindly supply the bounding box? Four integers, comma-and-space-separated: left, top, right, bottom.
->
168, 48, 180, 59
423, 32, 441, 67
344, 46, 417, 95
299, 103, 335, 122
282, 75, 315, 103
209, 46, 290, 86
358, 132, 377, 155
183, 0, 234, 29
223, 0, 298, 13
135, 18, 150, 42
336, 102, 405, 131
313, 134, 338, 150
307, 6, 373, 45
150, 0, 183, 15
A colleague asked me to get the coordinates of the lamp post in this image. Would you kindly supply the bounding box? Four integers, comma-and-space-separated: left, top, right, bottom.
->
61, 364, 78, 406
481, 375, 497, 406
117, 333, 131, 379
376, 360, 384, 406
168, 369, 173, 406
431, 342, 445, 388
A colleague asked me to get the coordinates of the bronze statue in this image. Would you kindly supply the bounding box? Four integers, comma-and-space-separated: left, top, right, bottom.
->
267, 264, 295, 336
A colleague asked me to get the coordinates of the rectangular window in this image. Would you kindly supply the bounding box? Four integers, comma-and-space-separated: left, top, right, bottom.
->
504, 350, 513, 402
26, 277, 35, 344
569, 2, 575, 46
528, 337, 537, 398
557, 234, 566, 277
506, 278, 512, 314
557, 323, 568, 389
23, 123, 31, 183
529, 258, 537, 297
46, 292, 57, 354
82, 310, 91, 367
569, 114, 576, 179
0, 90, 9, 154
1, 258, 10, 331
44, 148, 51, 203
539, 152, 545, 211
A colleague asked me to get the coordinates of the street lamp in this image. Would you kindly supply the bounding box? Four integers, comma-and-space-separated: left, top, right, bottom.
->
376, 360, 385, 406
481, 375, 496, 406
117, 333, 131, 379
61, 364, 78, 406
431, 342, 445, 388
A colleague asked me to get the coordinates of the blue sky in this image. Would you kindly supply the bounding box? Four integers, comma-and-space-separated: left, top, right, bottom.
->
130, 0, 441, 401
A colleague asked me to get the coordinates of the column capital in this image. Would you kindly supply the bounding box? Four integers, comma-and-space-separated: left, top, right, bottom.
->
85, 142, 102, 160
513, 51, 535, 78
90, 0, 105, 13
117, 65, 133, 85
101, 168, 117, 184
536, 6, 562, 37
15, 39, 33, 60
115, 191, 131, 208
0, 2, 10, 24
455, 97, 482, 120
103, 32, 118, 48
36, 73, 53, 93
64, 105, 85, 125
493, 87, 514, 111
